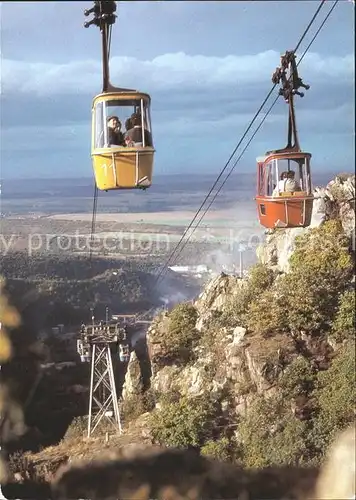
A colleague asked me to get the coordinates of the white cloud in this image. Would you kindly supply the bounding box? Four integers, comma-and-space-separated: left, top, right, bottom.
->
1, 50, 353, 178
1, 103, 350, 156
2, 51, 353, 96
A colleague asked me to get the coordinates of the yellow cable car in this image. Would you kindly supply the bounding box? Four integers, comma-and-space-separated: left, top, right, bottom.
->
91, 90, 155, 190
84, 1, 155, 191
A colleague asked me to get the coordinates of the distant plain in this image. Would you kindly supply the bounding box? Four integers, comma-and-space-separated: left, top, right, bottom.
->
0, 170, 343, 268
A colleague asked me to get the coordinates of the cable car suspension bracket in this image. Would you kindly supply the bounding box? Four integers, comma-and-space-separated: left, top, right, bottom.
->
84, 1, 117, 92
271, 50, 310, 153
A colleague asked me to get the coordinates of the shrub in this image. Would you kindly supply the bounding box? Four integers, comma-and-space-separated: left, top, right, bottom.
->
160, 302, 199, 364
221, 264, 276, 327
238, 394, 309, 468
330, 289, 356, 342
310, 343, 355, 457
148, 393, 219, 448
246, 288, 286, 336
279, 356, 316, 399
279, 220, 353, 335
121, 389, 157, 423
200, 437, 234, 462
224, 221, 353, 337
63, 416, 88, 440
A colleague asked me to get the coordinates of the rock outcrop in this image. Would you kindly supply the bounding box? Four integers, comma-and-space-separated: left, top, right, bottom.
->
137, 172, 355, 473
194, 272, 245, 331
120, 175, 356, 424
257, 174, 355, 272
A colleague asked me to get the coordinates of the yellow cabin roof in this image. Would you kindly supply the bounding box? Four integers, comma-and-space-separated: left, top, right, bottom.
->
92, 91, 151, 106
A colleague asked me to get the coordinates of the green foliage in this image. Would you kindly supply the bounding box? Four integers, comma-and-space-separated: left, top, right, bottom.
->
2, 254, 170, 327
200, 437, 233, 462
246, 288, 286, 336
246, 220, 354, 337
238, 394, 309, 468
227, 222, 352, 337
221, 264, 276, 327
148, 393, 219, 448
283, 221, 352, 335
279, 356, 316, 398
121, 389, 157, 423
330, 289, 356, 342
161, 302, 200, 364
289, 220, 351, 271
150, 220, 354, 467
310, 343, 355, 457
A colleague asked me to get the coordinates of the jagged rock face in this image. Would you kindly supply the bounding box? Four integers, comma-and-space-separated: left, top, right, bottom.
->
194, 272, 245, 331
148, 314, 297, 416
153, 365, 206, 397
140, 174, 355, 434
256, 227, 305, 273
195, 273, 244, 313
146, 313, 170, 376
257, 174, 355, 273
122, 352, 142, 399
122, 336, 152, 400
329, 175, 355, 239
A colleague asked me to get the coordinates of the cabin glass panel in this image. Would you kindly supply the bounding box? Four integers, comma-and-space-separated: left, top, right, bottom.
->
259, 156, 312, 197
94, 98, 153, 149
258, 160, 277, 196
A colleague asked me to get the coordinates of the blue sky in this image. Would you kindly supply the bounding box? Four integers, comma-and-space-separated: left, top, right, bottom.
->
1, 0, 354, 179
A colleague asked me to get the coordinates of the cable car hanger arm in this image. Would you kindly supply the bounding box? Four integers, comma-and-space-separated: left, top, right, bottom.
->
271, 51, 310, 152
84, 1, 137, 93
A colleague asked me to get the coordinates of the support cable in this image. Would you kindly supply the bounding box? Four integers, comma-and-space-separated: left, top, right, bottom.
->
150, 0, 337, 288
154, 0, 339, 284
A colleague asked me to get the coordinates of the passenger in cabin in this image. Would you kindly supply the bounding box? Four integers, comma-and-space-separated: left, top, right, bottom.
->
125, 112, 152, 147
125, 118, 132, 132
285, 170, 301, 191
272, 170, 300, 196
278, 171, 289, 190
124, 118, 134, 146
272, 171, 288, 196
106, 115, 125, 146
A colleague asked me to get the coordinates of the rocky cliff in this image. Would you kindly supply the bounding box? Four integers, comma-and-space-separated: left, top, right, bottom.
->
257, 173, 355, 272
138, 172, 355, 468
2, 173, 355, 498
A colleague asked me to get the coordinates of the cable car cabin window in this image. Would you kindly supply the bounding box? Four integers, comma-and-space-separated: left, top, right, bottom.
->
271, 158, 309, 197
258, 160, 275, 197
94, 98, 153, 149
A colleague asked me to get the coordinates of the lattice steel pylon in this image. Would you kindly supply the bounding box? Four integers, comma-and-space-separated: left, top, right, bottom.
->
87, 340, 122, 437
77, 313, 152, 438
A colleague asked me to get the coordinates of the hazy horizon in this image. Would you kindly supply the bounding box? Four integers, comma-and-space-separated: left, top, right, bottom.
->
0, 167, 350, 183
0, 170, 346, 216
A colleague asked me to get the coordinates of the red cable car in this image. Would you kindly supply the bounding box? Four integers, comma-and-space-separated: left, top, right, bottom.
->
256, 51, 314, 229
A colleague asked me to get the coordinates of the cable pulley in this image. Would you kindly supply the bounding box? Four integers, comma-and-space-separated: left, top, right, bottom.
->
84, 1, 117, 29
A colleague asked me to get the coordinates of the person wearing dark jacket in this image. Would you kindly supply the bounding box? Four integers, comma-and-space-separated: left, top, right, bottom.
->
106, 115, 125, 146
125, 112, 152, 147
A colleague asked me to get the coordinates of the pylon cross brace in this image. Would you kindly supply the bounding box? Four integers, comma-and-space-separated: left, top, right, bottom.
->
87, 342, 122, 437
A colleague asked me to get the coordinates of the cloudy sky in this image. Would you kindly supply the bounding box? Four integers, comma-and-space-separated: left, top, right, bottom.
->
1, 0, 354, 179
